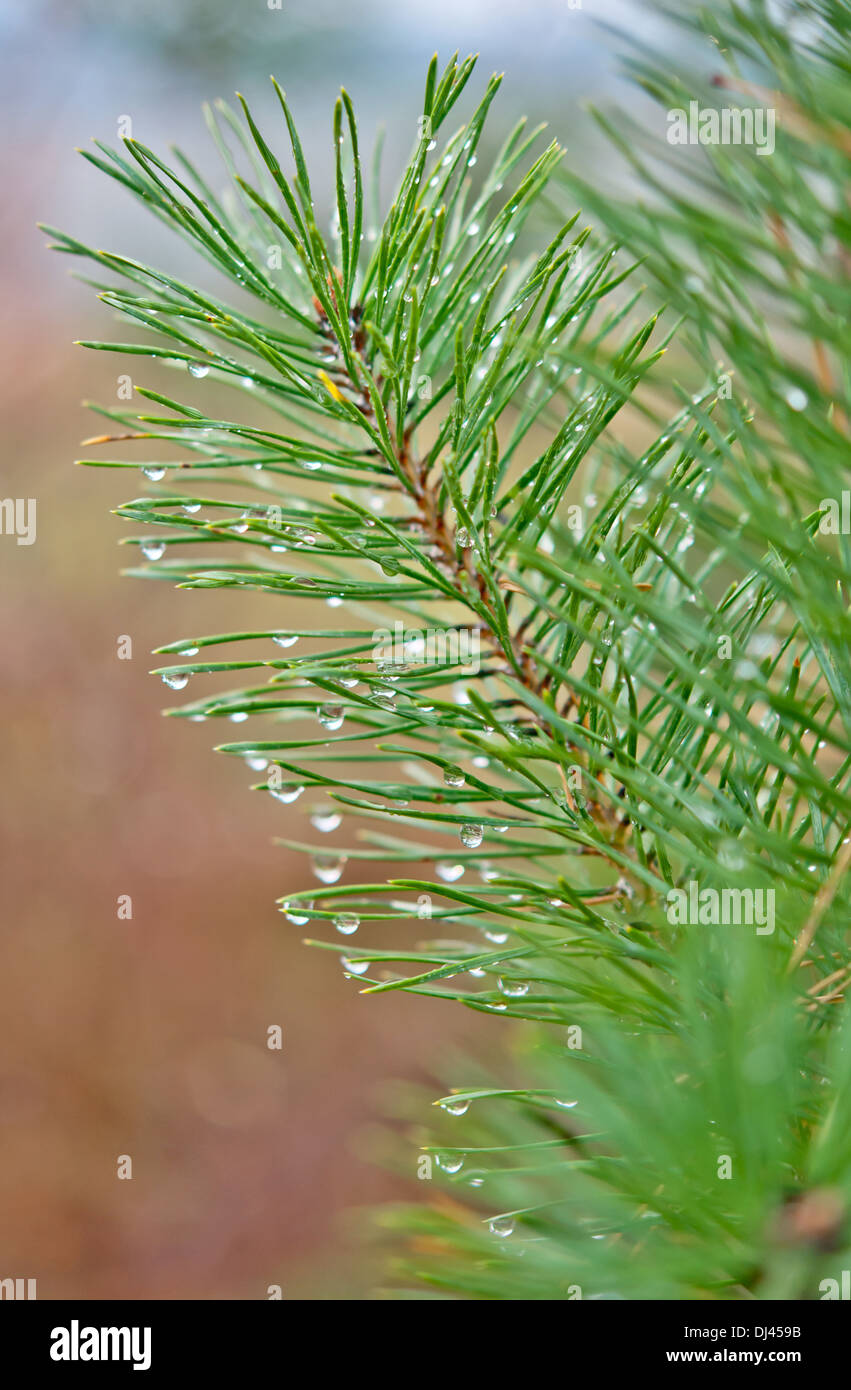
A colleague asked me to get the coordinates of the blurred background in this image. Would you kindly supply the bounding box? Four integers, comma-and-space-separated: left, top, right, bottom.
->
0, 0, 674, 1299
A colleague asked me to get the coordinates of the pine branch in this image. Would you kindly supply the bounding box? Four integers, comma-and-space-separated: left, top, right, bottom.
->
55, 12, 851, 1301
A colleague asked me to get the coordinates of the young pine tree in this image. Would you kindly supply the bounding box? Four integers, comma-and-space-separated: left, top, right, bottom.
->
46, 3, 851, 1299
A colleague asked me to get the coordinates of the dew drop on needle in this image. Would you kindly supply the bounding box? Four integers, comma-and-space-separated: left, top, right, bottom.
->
441, 1098, 471, 1116
318, 704, 345, 731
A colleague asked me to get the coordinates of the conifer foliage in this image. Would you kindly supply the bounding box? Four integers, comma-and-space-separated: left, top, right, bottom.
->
49, 2, 851, 1298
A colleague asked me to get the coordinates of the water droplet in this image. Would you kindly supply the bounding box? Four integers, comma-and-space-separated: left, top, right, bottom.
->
436, 863, 465, 883
342, 957, 369, 976
142, 466, 167, 481
283, 899, 311, 925
141, 541, 166, 560
245, 754, 268, 771
437, 1153, 464, 1173
326, 595, 343, 608
489, 1216, 515, 1238
270, 782, 304, 804
188, 361, 210, 378
460, 824, 484, 848
161, 672, 189, 690
310, 807, 342, 833
441, 1098, 470, 1116
318, 704, 345, 731
334, 913, 360, 935
302, 459, 323, 471
466, 222, 481, 237
554, 1099, 578, 1109
785, 386, 808, 412
182, 502, 201, 513
484, 930, 509, 945
498, 978, 529, 997
443, 767, 466, 789
375, 660, 404, 680
229, 711, 249, 723
311, 853, 346, 884
273, 634, 298, 648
